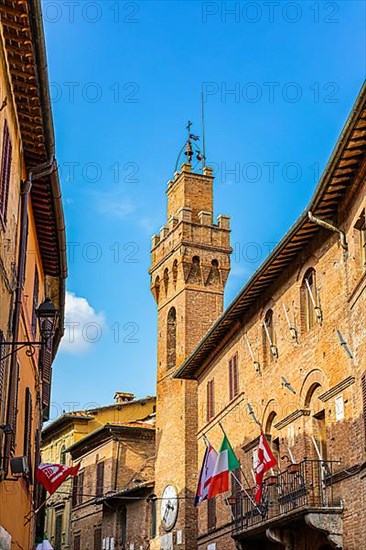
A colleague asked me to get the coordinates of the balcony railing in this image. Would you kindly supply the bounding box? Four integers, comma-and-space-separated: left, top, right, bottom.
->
233, 459, 341, 535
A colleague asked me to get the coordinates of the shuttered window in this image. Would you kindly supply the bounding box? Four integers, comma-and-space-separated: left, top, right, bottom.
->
23, 388, 33, 483
96, 461, 104, 497
31, 268, 39, 337
73, 471, 84, 506
0, 120, 12, 225
39, 319, 53, 421
362, 373, 366, 441
93, 527, 102, 550
55, 513, 63, 550
206, 379, 215, 421
207, 496, 216, 531
74, 534, 81, 550
231, 467, 241, 519
0, 331, 7, 410
10, 362, 20, 452
229, 353, 239, 401
72, 475, 78, 507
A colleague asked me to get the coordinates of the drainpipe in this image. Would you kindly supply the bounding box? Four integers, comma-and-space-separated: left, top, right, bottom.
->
2, 158, 56, 477
308, 211, 348, 251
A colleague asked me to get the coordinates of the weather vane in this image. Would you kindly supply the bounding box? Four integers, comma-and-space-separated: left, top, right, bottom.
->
174, 120, 205, 173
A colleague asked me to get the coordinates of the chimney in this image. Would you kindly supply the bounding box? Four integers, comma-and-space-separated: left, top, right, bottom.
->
114, 392, 135, 404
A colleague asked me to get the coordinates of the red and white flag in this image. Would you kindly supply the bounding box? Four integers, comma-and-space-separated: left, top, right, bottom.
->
254, 433, 277, 504
36, 463, 80, 495
194, 443, 218, 505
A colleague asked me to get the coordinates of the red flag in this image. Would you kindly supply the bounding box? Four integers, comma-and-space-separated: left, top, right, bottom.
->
36, 463, 80, 495
254, 433, 276, 504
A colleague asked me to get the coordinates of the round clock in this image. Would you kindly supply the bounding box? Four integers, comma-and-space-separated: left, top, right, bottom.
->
160, 484, 179, 531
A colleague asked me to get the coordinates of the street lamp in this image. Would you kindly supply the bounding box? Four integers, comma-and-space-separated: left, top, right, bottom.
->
0, 297, 58, 361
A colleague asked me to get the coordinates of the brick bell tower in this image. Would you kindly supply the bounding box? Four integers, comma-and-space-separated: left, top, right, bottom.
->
149, 148, 232, 549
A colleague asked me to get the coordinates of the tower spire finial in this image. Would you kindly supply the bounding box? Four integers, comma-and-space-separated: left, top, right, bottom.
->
175, 121, 205, 174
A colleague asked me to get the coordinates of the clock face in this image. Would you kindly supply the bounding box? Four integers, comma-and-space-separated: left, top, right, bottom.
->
160, 484, 179, 531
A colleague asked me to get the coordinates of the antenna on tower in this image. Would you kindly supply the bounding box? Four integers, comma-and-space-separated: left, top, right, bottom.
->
201, 87, 206, 171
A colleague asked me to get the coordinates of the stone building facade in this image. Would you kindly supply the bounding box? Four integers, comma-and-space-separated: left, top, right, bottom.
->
149, 163, 232, 549
0, 1, 66, 548
67, 421, 155, 550
42, 393, 156, 549
175, 83, 366, 550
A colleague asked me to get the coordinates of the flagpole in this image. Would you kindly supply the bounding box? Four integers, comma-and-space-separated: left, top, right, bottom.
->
217, 422, 263, 515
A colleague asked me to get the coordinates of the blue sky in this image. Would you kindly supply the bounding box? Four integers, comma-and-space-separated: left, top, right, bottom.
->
43, 0, 365, 417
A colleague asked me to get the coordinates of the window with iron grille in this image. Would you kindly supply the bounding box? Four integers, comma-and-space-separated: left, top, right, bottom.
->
96, 461, 104, 497
0, 120, 12, 225
23, 388, 33, 483
93, 527, 102, 550
229, 353, 239, 401
206, 379, 215, 421
73, 534, 81, 550
207, 496, 216, 531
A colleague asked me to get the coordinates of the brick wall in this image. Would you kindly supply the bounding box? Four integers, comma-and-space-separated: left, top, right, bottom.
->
194, 166, 366, 548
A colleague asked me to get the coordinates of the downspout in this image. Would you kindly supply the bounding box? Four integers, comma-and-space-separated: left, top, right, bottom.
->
2, 158, 56, 477
308, 211, 348, 251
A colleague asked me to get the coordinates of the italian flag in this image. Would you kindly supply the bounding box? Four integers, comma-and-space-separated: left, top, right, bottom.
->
208, 435, 240, 498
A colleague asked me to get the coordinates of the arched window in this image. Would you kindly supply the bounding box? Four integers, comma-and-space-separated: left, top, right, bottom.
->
166, 307, 177, 370
187, 255, 201, 284
206, 259, 220, 286
163, 268, 169, 295
301, 268, 317, 331
262, 309, 277, 365
154, 276, 160, 303
265, 411, 280, 469
305, 382, 327, 460
172, 260, 178, 287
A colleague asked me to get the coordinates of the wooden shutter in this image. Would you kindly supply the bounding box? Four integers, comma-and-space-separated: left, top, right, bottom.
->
229, 354, 239, 401
96, 461, 104, 497
93, 527, 102, 550
77, 471, 84, 505
39, 319, 53, 421
0, 331, 7, 409
55, 513, 63, 550
362, 373, 366, 441
207, 496, 216, 530
231, 466, 241, 519
233, 353, 239, 397
0, 121, 12, 224
10, 362, 19, 452
229, 358, 234, 401
74, 534, 81, 550
33, 428, 42, 508
207, 379, 215, 421
72, 475, 78, 507
23, 388, 33, 483
31, 269, 39, 336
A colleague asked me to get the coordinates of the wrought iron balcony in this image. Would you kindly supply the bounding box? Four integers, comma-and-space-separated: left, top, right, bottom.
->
233, 459, 342, 537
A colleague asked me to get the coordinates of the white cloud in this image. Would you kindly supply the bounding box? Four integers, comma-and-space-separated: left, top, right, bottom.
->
94, 190, 135, 220
60, 291, 106, 354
